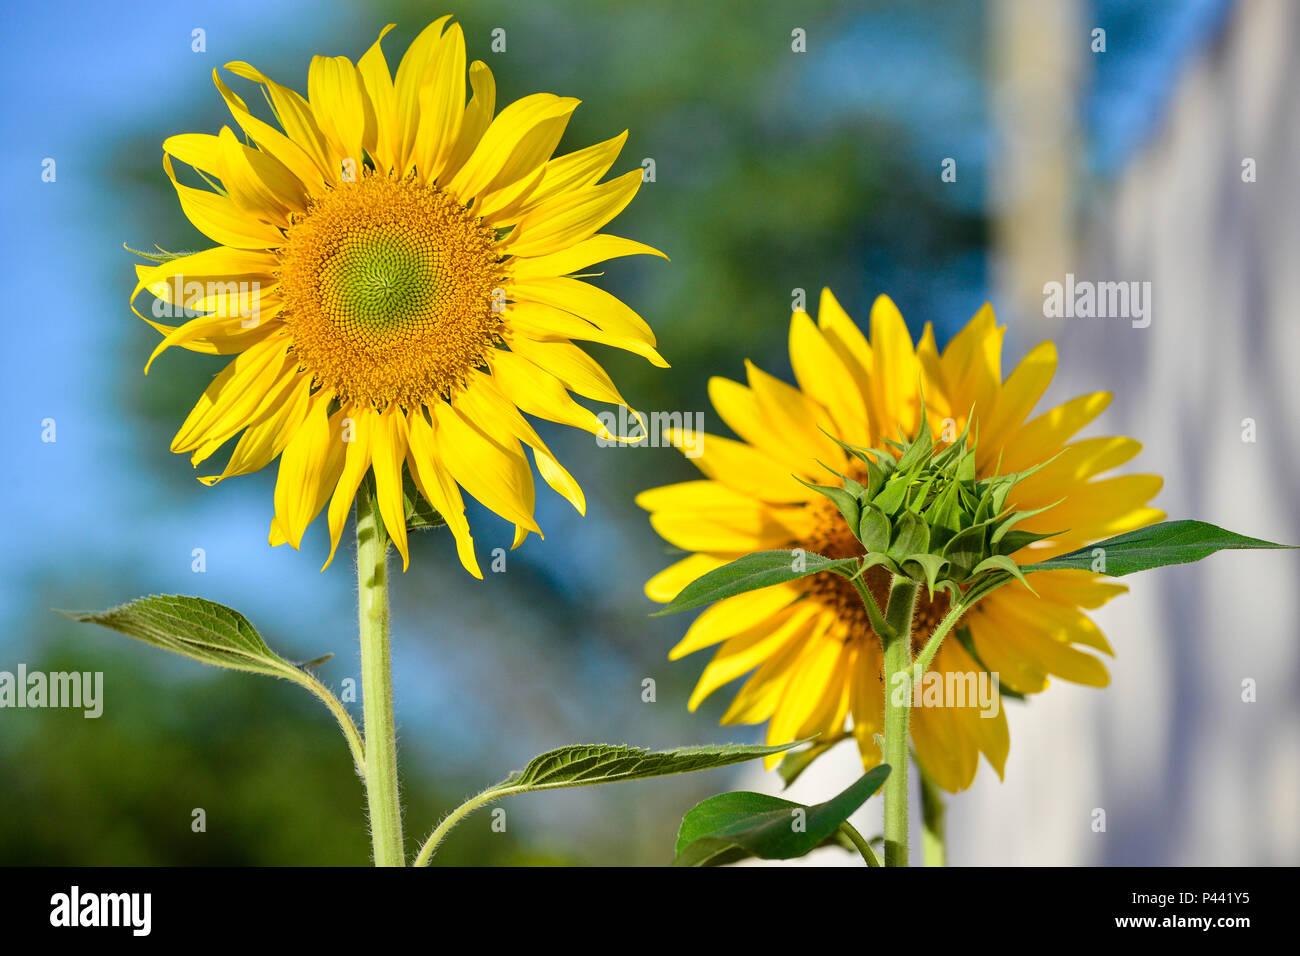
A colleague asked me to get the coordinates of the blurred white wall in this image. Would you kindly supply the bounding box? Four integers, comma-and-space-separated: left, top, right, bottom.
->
956, 0, 1300, 865
741, 0, 1300, 866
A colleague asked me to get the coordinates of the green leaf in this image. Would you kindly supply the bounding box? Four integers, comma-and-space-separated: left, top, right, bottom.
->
895, 422, 933, 473
857, 504, 892, 553
654, 550, 858, 615
994, 528, 1059, 556
495, 741, 806, 794
1021, 520, 1295, 576
124, 243, 192, 263
942, 523, 987, 576
989, 500, 1061, 546
672, 767, 891, 866
969, 554, 1035, 595
873, 476, 909, 515
58, 595, 366, 773
57, 594, 301, 679
923, 480, 964, 539
859, 551, 900, 576
902, 553, 949, 595
402, 469, 447, 531
888, 510, 930, 561
415, 740, 808, 865
797, 477, 860, 534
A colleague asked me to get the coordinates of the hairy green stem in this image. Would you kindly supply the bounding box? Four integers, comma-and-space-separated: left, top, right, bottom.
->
839, 821, 881, 867
911, 594, 982, 684
880, 576, 918, 867
919, 767, 947, 866
294, 669, 365, 775
414, 789, 502, 867
356, 486, 405, 867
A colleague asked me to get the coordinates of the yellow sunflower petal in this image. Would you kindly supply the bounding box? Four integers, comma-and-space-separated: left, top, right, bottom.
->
200, 374, 313, 485
980, 340, 1057, 456
431, 402, 540, 534
406, 409, 482, 578
789, 309, 871, 443
224, 60, 334, 179
273, 389, 337, 550
507, 234, 666, 280
670, 585, 802, 660
439, 59, 495, 181
323, 405, 375, 569
688, 605, 819, 709
509, 276, 657, 349
355, 25, 399, 169
682, 432, 815, 504
446, 93, 579, 203
171, 337, 295, 456
370, 405, 411, 571
412, 22, 466, 181
162, 155, 284, 249
212, 69, 325, 193
502, 169, 643, 258
645, 553, 728, 603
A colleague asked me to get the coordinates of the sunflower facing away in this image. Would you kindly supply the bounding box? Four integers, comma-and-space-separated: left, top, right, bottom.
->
132, 17, 664, 575
639, 290, 1164, 792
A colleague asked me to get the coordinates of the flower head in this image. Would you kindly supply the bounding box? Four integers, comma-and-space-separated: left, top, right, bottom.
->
133, 17, 665, 574
639, 290, 1163, 791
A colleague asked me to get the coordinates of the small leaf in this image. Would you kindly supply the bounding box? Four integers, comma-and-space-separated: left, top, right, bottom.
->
1021, 520, 1295, 576
923, 480, 963, 538
873, 476, 909, 516
57, 594, 300, 679
402, 469, 447, 531
776, 733, 851, 787
863, 456, 889, 498
942, 524, 987, 577
902, 553, 949, 595
969, 554, 1036, 595
895, 423, 933, 473
124, 243, 192, 263
888, 510, 930, 561
994, 528, 1060, 556
858, 551, 900, 576
497, 740, 807, 794
655, 550, 858, 615
672, 767, 891, 866
990, 500, 1062, 546
797, 477, 860, 534
857, 503, 892, 553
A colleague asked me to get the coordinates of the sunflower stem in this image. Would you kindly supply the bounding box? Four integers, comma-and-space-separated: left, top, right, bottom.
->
880, 575, 918, 867
356, 482, 405, 867
919, 765, 947, 866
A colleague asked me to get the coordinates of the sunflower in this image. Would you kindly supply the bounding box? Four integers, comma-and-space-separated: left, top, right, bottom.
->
638, 290, 1163, 792
132, 17, 664, 575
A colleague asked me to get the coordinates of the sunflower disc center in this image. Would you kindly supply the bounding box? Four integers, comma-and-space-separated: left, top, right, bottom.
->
278, 172, 502, 409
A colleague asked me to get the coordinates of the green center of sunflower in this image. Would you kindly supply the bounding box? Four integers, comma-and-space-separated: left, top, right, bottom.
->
278, 172, 503, 409
321, 232, 439, 334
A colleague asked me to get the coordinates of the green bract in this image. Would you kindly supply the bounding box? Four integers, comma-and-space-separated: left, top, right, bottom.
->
801, 419, 1054, 599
